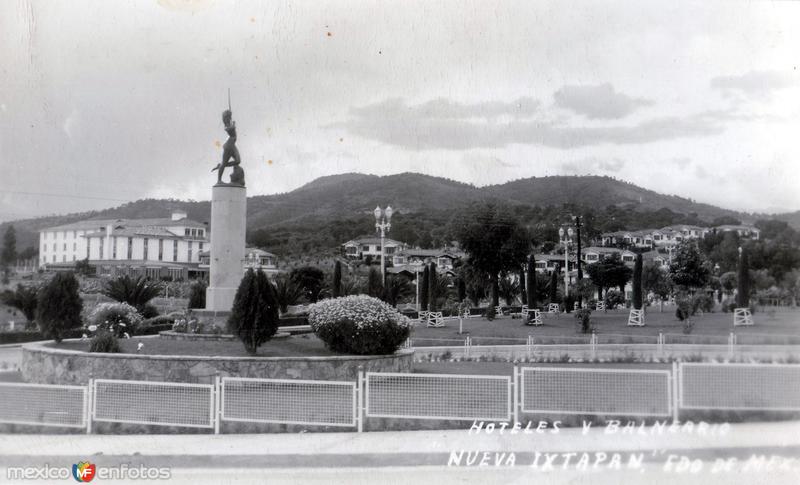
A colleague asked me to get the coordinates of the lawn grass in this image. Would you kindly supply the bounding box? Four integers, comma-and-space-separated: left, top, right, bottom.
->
410, 307, 800, 345
51, 333, 339, 358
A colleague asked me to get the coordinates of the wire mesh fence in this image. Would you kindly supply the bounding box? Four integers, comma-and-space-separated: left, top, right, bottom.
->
0, 382, 86, 428
679, 363, 800, 411
92, 379, 214, 428
366, 372, 511, 421
520, 367, 671, 416
221, 377, 356, 427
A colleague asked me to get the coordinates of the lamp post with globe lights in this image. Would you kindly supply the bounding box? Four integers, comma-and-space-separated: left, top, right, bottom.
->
374, 205, 393, 284
559, 226, 574, 300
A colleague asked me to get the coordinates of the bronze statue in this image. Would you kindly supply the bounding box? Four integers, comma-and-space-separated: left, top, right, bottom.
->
212, 99, 245, 186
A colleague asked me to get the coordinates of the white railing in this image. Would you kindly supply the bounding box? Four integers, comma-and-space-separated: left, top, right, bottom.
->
220, 377, 357, 427
3, 362, 799, 433
519, 367, 672, 417
0, 382, 87, 428
365, 372, 512, 421
678, 363, 800, 411
91, 379, 215, 429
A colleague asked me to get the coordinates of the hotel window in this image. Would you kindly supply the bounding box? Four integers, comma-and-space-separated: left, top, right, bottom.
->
99, 238, 104, 258
185, 228, 190, 236
173, 241, 178, 262
127, 238, 133, 259
188, 241, 193, 262
86, 241, 90, 259
72, 255, 76, 262
158, 239, 163, 261
112, 237, 117, 259
198, 242, 203, 253
63, 243, 67, 251
143, 238, 149, 260
62, 255, 66, 262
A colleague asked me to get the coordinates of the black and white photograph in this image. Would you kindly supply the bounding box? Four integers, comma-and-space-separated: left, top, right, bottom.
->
1, 1, 799, 484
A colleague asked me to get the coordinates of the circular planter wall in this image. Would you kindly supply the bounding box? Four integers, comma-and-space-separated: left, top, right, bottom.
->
21, 340, 414, 385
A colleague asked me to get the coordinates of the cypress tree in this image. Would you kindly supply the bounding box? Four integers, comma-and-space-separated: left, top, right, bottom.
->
419, 265, 429, 311
228, 269, 280, 355
457, 276, 466, 302
737, 248, 750, 308
548, 266, 559, 304
633, 252, 643, 310
428, 262, 437, 311
519, 266, 527, 305
36, 272, 82, 342
526, 255, 536, 309
332, 260, 342, 298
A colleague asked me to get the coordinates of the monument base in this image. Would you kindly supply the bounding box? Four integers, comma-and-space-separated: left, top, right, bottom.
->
192, 308, 232, 329
205, 184, 247, 313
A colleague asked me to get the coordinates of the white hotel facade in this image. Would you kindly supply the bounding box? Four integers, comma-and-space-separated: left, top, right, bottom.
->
39, 211, 209, 280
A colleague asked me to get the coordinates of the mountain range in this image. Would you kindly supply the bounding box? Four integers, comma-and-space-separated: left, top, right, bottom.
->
2, 173, 798, 255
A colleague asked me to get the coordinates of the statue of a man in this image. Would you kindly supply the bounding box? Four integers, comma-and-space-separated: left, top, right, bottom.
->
212, 109, 245, 185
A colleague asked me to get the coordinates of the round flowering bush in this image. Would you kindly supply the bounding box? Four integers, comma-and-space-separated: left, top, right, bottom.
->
88, 302, 144, 338
308, 295, 412, 355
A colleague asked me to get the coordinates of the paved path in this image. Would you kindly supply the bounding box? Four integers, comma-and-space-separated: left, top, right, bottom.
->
0, 422, 798, 484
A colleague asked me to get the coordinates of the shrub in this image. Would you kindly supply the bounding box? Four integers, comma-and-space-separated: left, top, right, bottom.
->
187, 281, 207, 309
691, 293, 715, 314
308, 295, 411, 355
485, 305, 496, 321
273, 274, 304, 313
675, 296, 692, 322
140, 303, 159, 319
142, 315, 175, 326
89, 330, 121, 353
604, 289, 624, 309
1, 284, 39, 327
36, 272, 83, 342
89, 302, 144, 337
574, 308, 592, 334
228, 269, 280, 355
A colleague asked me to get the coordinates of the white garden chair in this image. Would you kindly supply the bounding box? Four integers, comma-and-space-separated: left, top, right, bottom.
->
733, 308, 754, 326
526, 309, 543, 326
547, 303, 560, 315
426, 311, 445, 328
627, 309, 645, 326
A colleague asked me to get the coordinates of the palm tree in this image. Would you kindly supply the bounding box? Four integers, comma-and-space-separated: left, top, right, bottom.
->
102, 275, 161, 313
382, 275, 414, 306
498, 275, 520, 306
273, 274, 304, 313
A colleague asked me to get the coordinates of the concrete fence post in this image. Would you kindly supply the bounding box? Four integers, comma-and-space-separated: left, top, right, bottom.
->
357, 367, 365, 433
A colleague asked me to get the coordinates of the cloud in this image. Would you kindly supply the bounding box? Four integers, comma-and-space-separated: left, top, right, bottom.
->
711, 70, 797, 100
336, 98, 725, 151
553, 83, 654, 119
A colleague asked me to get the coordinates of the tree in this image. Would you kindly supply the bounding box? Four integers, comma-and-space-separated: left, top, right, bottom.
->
526, 255, 537, 309
103, 275, 161, 314
382, 275, 413, 307
518, 266, 527, 305
74, 258, 93, 276
642, 264, 672, 310
1, 225, 16, 267
460, 262, 488, 307
36, 272, 82, 342
419, 265, 429, 310
290, 266, 326, 302
428, 262, 437, 311
586, 253, 632, 299
548, 266, 559, 304
273, 274, 304, 313
455, 203, 530, 307
332, 260, 343, 298
498, 274, 519, 306
669, 242, 710, 290
575, 215, 583, 281
457, 276, 466, 302
737, 248, 751, 308
367, 266, 383, 298
187, 280, 207, 309
228, 269, 280, 355
1, 284, 39, 327
632, 253, 643, 310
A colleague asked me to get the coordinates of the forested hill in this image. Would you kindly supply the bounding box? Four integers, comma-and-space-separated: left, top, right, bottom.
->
1, 173, 788, 257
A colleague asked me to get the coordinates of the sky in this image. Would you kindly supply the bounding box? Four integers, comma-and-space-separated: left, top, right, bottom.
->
1, 0, 800, 223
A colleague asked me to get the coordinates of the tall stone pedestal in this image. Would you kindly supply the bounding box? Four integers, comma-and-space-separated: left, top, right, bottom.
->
205, 184, 246, 313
